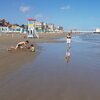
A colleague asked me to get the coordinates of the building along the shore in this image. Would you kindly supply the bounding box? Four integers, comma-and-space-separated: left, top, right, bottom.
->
0, 18, 64, 33
0, 19, 23, 33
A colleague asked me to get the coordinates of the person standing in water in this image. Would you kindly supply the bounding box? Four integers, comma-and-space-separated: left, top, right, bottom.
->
66, 31, 72, 47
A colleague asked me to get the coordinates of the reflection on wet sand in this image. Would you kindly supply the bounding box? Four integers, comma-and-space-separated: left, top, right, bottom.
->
1, 34, 100, 100
65, 45, 70, 63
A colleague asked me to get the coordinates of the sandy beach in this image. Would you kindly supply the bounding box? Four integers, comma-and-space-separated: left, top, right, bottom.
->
0, 33, 65, 79
0, 32, 100, 100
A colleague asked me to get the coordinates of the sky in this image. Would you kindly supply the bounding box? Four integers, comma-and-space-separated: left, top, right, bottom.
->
0, 0, 100, 30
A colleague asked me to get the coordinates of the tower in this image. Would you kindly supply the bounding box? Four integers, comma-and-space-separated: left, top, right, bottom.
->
27, 18, 39, 38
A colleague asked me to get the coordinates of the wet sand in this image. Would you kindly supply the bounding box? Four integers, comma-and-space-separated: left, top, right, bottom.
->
0, 33, 100, 100
0, 33, 65, 79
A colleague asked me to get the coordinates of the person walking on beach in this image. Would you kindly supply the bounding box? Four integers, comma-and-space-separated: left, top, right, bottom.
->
66, 31, 71, 47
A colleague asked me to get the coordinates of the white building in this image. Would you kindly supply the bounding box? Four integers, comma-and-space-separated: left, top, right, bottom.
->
47, 24, 54, 32
0, 26, 9, 32
95, 28, 100, 33
0, 26, 23, 33
35, 21, 42, 30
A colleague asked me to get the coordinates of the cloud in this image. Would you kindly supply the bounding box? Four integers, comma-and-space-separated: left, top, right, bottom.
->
20, 6, 31, 13
60, 5, 71, 10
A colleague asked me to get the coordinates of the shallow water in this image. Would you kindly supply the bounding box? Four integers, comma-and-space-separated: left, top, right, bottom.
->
0, 34, 100, 100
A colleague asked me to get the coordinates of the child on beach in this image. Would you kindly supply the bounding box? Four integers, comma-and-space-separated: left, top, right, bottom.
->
66, 31, 71, 47
29, 44, 35, 52
7, 40, 29, 51
15, 40, 29, 49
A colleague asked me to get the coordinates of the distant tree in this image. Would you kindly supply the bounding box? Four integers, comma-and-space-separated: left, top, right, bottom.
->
14, 24, 20, 26
21, 24, 28, 29
21, 24, 25, 28
1, 19, 6, 26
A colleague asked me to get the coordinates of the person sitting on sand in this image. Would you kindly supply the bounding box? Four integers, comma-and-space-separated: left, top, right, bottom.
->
7, 40, 29, 51
30, 44, 35, 52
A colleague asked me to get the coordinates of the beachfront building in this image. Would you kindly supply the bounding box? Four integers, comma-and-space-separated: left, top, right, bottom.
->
35, 21, 44, 32
20, 24, 28, 33
54, 26, 64, 33
0, 18, 64, 34
0, 25, 23, 33
26, 17, 64, 33
46, 24, 55, 32
10, 25, 23, 33
34, 21, 51, 33
32, 21, 55, 33
0, 27, 9, 32
35, 22, 57, 33
0, 18, 23, 33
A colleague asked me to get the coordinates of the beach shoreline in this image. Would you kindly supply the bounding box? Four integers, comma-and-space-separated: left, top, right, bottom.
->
0, 32, 66, 79
1, 32, 100, 100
